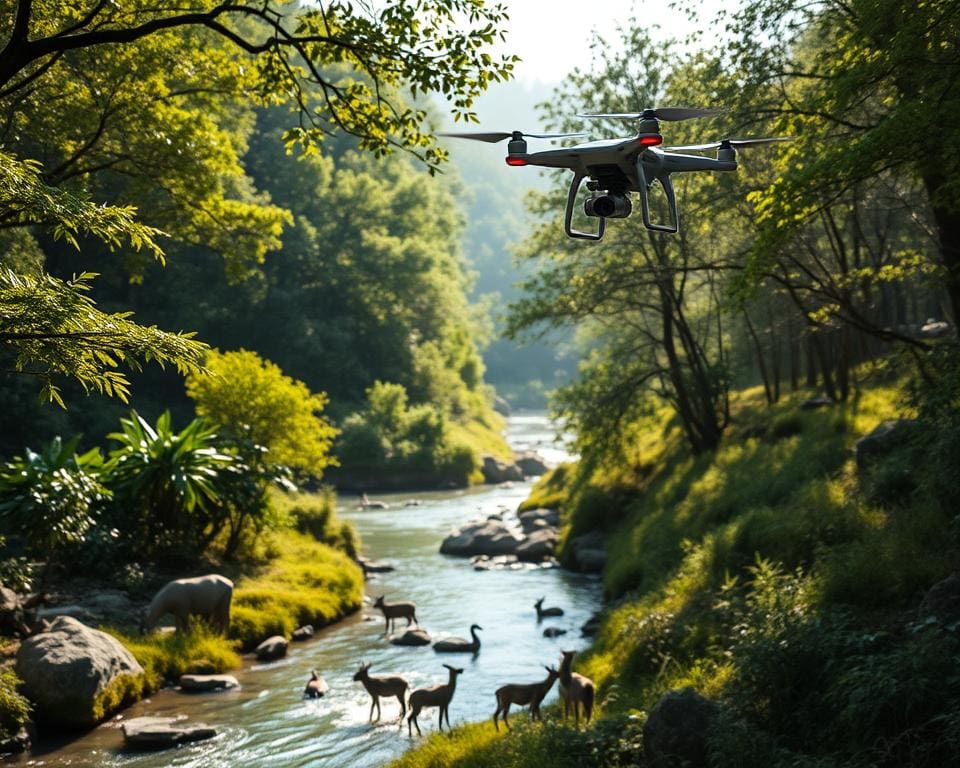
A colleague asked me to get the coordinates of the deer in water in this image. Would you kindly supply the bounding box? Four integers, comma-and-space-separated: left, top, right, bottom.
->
534, 597, 564, 619
559, 650, 595, 726
373, 595, 418, 634
353, 662, 408, 721
493, 665, 559, 731
407, 664, 463, 737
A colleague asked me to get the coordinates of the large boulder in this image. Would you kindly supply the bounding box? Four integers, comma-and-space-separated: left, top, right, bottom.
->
644, 688, 719, 768
518, 507, 560, 533
122, 716, 216, 749
440, 518, 524, 557
0, 586, 30, 637
920, 573, 960, 625
854, 419, 916, 471
15, 616, 145, 728
480, 456, 523, 484
569, 530, 609, 573
515, 451, 550, 477
255, 635, 288, 661
516, 528, 558, 562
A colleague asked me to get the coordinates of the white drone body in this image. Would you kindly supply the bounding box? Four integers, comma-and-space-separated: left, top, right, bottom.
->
442, 108, 789, 240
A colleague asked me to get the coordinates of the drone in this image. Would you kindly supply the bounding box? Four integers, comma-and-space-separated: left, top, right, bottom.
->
441, 107, 789, 240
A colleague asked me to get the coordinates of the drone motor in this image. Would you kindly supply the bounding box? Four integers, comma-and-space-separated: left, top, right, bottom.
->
585, 192, 632, 219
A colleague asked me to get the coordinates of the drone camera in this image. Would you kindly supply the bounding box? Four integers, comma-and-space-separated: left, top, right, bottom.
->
585, 192, 632, 219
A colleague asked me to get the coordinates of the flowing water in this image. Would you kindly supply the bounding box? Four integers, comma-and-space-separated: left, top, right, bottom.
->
14, 413, 601, 768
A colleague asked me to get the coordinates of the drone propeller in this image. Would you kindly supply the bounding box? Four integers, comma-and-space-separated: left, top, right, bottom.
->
439, 130, 586, 143
578, 107, 724, 122
662, 136, 793, 152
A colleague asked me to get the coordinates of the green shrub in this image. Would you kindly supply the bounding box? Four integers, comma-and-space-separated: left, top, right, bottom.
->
272, 488, 360, 559
113, 625, 242, 688
0, 668, 30, 741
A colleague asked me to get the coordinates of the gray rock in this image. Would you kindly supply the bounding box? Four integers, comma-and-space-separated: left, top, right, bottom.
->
389, 628, 432, 646
581, 612, 603, 637
516, 528, 558, 562
518, 507, 559, 533
920, 318, 951, 339
178, 674, 240, 692
644, 688, 719, 768
122, 716, 216, 749
854, 419, 916, 470
569, 531, 609, 573
255, 635, 288, 661
481, 455, 524, 484
493, 395, 511, 416
920, 573, 960, 625
357, 558, 395, 574
542, 627, 567, 638
0, 727, 30, 754
16, 616, 145, 727
515, 451, 550, 476
440, 518, 524, 557
471, 554, 521, 571
0, 586, 30, 637
291, 625, 315, 641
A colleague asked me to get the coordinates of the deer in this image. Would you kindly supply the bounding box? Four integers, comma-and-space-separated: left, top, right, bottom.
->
534, 596, 564, 619
373, 595, 418, 634
558, 650, 595, 726
407, 664, 463, 737
353, 662, 408, 722
492, 665, 559, 731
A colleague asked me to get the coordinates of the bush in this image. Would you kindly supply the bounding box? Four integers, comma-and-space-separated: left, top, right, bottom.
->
272, 488, 359, 559
113, 625, 242, 689
0, 668, 30, 741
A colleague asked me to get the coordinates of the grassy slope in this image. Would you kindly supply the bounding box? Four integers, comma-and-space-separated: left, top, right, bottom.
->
390, 376, 960, 768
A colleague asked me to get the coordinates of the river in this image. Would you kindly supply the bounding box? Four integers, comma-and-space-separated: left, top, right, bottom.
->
14, 413, 601, 768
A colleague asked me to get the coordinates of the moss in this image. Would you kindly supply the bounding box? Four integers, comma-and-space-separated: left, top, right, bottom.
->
90, 671, 147, 724
0, 667, 30, 741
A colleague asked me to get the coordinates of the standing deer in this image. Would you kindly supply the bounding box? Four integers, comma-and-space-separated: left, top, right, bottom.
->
493, 665, 559, 731
353, 662, 408, 722
373, 595, 418, 634
534, 597, 564, 619
558, 650, 595, 726
407, 664, 463, 737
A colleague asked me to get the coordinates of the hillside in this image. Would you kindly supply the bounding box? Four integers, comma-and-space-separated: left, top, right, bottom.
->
391, 364, 960, 768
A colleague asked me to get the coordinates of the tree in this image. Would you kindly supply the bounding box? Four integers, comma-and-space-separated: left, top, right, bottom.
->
716, 0, 960, 330
185, 348, 337, 480
0, 0, 516, 402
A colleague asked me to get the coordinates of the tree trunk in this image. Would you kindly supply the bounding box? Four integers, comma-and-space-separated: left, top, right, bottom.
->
924, 172, 960, 332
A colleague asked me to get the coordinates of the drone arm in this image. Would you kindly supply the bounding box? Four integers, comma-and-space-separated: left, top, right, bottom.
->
636, 159, 679, 234
564, 171, 605, 241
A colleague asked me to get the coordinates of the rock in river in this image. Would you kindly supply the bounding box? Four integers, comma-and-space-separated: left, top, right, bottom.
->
178, 674, 240, 693
16, 616, 145, 728
122, 716, 216, 749
440, 517, 524, 557
389, 628, 432, 646
255, 635, 288, 661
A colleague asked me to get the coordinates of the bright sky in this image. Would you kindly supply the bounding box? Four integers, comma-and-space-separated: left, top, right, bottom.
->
492, 0, 726, 85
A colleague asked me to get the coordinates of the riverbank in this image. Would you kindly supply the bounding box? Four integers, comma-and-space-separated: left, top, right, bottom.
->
389, 376, 960, 768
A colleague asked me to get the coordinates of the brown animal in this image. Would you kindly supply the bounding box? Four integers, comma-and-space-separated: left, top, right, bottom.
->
407, 664, 463, 737
493, 665, 559, 731
534, 597, 564, 619
373, 595, 418, 634
304, 670, 329, 698
142, 574, 233, 635
353, 662, 408, 721
558, 650, 595, 726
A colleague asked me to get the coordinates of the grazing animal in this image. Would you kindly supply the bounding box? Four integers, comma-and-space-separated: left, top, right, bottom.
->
433, 624, 482, 654
373, 595, 418, 634
353, 662, 408, 721
534, 597, 564, 619
304, 670, 329, 698
407, 664, 463, 737
493, 665, 560, 731
558, 650, 595, 726
142, 574, 233, 635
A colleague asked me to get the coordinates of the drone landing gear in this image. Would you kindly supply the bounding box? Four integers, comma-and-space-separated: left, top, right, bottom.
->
636, 160, 679, 234
564, 171, 605, 241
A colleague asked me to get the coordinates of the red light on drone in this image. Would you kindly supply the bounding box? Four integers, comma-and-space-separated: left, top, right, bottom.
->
505, 156, 528, 166
639, 135, 663, 146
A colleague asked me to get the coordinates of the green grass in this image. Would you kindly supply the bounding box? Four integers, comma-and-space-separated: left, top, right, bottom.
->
112, 624, 242, 689
391, 373, 960, 768
0, 667, 30, 740
229, 528, 364, 650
